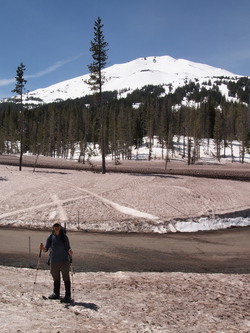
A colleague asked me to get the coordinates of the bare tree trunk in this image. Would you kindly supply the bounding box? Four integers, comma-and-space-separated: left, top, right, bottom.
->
187, 138, 192, 165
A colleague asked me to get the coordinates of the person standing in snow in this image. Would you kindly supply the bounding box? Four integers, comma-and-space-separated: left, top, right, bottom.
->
40, 223, 73, 303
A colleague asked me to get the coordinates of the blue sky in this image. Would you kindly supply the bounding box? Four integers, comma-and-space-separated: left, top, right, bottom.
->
1, 0, 250, 99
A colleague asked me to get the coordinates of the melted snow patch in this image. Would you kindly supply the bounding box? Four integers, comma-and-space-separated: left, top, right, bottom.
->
174, 216, 250, 232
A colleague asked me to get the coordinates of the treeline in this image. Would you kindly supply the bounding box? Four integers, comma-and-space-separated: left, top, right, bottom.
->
0, 79, 250, 163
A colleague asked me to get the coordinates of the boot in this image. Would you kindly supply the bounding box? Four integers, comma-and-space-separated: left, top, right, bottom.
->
61, 280, 71, 303
48, 280, 60, 299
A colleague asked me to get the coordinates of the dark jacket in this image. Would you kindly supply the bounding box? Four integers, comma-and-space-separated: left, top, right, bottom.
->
45, 232, 71, 263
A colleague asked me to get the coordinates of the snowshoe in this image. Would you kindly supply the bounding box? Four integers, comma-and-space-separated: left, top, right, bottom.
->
48, 293, 60, 300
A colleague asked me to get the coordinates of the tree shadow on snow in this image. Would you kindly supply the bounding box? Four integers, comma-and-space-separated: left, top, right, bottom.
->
35, 170, 70, 175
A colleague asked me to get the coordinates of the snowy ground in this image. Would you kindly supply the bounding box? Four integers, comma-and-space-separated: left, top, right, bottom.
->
0, 266, 249, 333
0, 163, 249, 233
0, 158, 250, 332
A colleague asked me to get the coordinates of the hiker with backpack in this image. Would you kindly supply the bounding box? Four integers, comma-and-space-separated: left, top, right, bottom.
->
40, 222, 73, 303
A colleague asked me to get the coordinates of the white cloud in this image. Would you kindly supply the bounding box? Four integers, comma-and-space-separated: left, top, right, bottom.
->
26, 54, 83, 79
0, 78, 15, 87
0, 54, 83, 87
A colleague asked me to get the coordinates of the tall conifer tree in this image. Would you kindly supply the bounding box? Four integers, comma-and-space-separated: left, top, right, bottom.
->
12, 62, 27, 171
87, 17, 109, 174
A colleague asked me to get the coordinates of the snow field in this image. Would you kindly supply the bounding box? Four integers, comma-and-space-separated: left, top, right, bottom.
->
0, 163, 249, 232
0, 266, 249, 333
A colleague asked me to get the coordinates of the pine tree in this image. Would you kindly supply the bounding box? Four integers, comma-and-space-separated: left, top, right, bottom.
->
236, 104, 249, 163
225, 103, 237, 162
213, 109, 223, 161
87, 17, 109, 173
12, 62, 27, 171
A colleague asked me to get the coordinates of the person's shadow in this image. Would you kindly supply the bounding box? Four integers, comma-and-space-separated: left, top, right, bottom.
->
64, 301, 99, 311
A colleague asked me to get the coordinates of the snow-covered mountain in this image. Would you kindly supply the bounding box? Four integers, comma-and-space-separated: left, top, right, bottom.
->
21, 55, 240, 105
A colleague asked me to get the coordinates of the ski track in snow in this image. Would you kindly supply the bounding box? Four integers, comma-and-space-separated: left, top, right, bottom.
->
70, 185, 176, 232
0, 194, 88, 220
0, 169, 175, 230
50, 194, 69, 222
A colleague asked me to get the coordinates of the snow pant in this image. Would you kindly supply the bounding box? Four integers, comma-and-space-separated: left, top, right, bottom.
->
50, 261, 71, 298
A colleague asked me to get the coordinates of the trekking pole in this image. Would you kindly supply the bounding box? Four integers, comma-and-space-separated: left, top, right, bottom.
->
31, 247, 42, 300
69, 255, 75, 304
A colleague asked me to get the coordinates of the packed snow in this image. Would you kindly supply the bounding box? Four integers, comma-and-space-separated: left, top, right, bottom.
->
0, 266, 249, 333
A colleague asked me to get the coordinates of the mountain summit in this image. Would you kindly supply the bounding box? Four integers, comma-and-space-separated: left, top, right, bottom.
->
25, 55, 239, 105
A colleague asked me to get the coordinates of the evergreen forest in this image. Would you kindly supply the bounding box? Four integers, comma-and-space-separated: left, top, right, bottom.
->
0, 77, 250, 164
